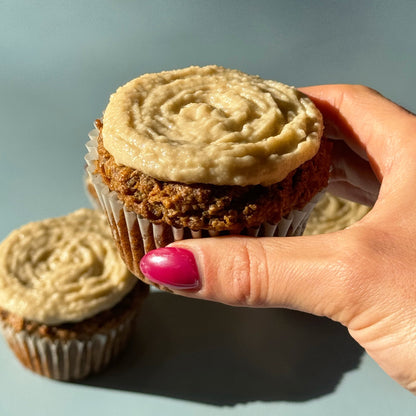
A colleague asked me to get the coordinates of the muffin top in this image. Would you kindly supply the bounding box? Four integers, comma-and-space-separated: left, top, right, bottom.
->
102, 65, 323, 186
304, 193, 371, 235
0, 208, 137, 325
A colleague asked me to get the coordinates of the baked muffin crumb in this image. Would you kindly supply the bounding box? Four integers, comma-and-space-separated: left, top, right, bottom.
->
96, 123, 332, 232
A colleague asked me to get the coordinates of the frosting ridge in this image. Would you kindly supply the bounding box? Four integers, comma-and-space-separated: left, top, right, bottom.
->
102, 65, 323, 186
304, 193, 371, 235
0, 209, 137, 325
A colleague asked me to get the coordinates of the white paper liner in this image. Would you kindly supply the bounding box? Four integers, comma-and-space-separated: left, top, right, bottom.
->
85, 129, 324, 282
84, 173, 102, 211
0, 314, 135, 381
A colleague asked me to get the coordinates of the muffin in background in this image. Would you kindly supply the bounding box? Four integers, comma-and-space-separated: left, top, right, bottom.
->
304, 192, 371, 235
0, 208, 148, 380
85, 65, 332, 289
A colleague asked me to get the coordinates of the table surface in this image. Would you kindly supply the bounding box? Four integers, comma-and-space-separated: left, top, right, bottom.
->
1, 1, 416, 415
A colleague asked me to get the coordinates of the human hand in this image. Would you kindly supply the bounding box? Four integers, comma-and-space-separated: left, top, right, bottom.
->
140, 85, 416, 394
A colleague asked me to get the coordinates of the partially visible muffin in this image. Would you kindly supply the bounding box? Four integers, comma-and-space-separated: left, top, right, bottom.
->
0, 208, 148, 380
85, 65, 332, 288
304, 192, 371, 235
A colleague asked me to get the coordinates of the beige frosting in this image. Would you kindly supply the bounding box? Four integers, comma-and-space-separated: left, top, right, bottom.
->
102, 65, 323, 186
0, 209, 137, 325
304, 193, 371, 235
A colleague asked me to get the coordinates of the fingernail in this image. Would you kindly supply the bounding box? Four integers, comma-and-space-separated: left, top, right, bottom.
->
139, 247, 200, 290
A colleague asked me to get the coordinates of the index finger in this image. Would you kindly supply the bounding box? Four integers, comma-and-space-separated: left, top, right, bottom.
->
299, 84, 416, 182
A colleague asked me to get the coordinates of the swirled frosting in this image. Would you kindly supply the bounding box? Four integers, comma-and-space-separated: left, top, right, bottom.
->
0, 209, 137, 325
304, 193, 371, 235
102, 65, 323, 186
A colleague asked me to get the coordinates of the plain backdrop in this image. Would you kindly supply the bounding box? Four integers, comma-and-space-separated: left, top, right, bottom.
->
1, 1, 416, 415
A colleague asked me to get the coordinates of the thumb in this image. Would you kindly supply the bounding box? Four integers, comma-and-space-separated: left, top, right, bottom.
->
139, 230, 363, 325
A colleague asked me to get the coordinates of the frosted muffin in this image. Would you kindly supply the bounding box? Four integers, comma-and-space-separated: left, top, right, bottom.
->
0, 208, 148, 380
85, 65, 332, 288
304, 193, 371, 235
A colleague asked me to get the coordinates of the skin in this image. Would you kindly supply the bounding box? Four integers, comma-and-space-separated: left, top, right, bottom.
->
170, 85, 416, 394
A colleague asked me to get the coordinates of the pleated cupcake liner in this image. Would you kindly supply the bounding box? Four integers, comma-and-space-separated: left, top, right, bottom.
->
84, 172, 102, 211
0, 313, 136, 381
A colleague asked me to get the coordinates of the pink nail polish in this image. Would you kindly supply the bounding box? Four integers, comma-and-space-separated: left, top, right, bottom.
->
139, 247, 200, 290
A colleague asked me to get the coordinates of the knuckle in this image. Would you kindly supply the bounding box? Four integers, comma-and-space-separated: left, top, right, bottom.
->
336, 84, 380, 108
332, 226, 397, 325
319, 230, 376, 323
352, 84, 379, 95
337, 229, 378, 285
228, 239, 269, 307
343, 84, 378, 96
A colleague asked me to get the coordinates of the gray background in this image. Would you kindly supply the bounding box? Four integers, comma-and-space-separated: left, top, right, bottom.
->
1, 1, 415, 414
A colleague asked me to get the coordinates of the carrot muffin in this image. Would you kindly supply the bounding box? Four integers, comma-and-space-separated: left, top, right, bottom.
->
85, 65, 331, 287
304, 192, 371, 235
0, 208, 148, 380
